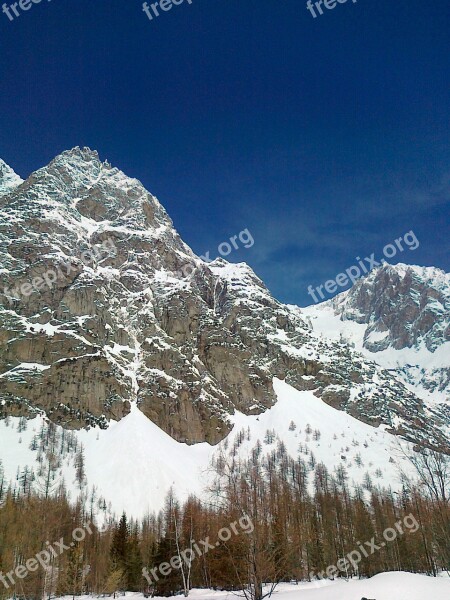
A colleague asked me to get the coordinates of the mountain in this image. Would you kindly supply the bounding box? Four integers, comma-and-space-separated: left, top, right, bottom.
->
303, 264, 450, 431
0, 147, 448, 516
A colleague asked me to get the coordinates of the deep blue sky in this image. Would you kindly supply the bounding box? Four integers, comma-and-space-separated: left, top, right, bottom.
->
1, 0, 449, 306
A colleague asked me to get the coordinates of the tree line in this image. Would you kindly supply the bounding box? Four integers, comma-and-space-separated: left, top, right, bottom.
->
0, 442, 448, 600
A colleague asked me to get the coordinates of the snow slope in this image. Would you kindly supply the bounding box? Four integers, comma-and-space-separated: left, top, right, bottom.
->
274, 573, 450, 600
0, 379, 417, 518
302, 301, 450, 409
51, 573, 450, 600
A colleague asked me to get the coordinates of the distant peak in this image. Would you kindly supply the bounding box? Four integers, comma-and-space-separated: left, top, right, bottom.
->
0, 158, 23, 195
370, 262, 448, 284
0, 158, 21, 177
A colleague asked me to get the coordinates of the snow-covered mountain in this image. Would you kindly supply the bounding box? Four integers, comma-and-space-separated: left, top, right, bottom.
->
0, 148, 448, 517
303, 264, 450, 422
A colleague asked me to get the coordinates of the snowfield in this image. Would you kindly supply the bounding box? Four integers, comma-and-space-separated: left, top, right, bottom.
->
49, 573, 450, 600
0, 379, 417, 518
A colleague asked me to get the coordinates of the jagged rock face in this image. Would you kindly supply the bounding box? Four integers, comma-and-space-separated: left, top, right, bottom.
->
331, 264, 450, 352
328, 264, 450, 401
0, 148, 448, 451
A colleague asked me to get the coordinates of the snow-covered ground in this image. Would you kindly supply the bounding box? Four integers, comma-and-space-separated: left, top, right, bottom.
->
0, 379, 417, 518
49, 573, 450, 600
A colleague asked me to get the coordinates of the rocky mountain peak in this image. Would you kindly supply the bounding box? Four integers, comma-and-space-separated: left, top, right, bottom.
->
304, 263, 450, 411
330, 263, 450, 352
1, 152, 178, 259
